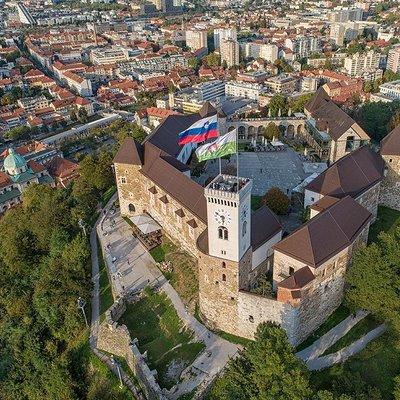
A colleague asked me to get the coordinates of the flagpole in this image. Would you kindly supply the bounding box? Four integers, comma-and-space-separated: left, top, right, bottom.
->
236, 128, 239, 190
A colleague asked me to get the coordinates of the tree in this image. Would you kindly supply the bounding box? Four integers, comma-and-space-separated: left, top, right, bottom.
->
209, 322, 312, 400
289, 93, 314, 113
262, 187, 290, 215
383, 69, 400, 83
77, 107, 89, 123
394, 376, 400, 400
5, 50, 20, 63
389, 109, 400, 131
78, 151, 114, 193
345, 228, 400, 333
203, 52, 221, 67
262, 122, 281, 140
3, 125, 34, 140
269, 94, 288, 117
188, 57, 200, 70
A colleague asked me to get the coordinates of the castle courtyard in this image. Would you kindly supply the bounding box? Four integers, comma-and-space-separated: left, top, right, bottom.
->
198, 147, 326, 196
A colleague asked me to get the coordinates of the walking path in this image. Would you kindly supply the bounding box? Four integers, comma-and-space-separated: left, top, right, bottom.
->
98, 211, 239, 399
296, 310, 386, 371
305, 324, 386, 371
296, 310, 369, 362
89, 194, 143, 399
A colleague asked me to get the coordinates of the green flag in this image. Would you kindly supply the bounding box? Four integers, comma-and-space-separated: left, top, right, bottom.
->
195, 130, 237, 162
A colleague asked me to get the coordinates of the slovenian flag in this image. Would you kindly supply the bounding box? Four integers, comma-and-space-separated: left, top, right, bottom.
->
178, 114, 218, 145
196, 130, 237, 162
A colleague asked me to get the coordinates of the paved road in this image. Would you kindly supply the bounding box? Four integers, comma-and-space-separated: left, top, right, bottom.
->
98, 211, 239, 399
296, 310, 369, 362
305, 324, 386, 371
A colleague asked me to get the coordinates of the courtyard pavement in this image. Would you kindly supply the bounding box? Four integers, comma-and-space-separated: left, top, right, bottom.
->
197, 149, 325, 196
97, 210, 239, 399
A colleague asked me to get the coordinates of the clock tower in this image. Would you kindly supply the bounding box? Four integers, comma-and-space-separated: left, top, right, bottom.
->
205, 174, 252, 262
198, 173, 253, 333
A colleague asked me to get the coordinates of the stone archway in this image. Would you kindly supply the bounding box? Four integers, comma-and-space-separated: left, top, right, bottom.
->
238, 125, 246, 139
248, 126, 256, 140
286, 124, 295, 139
228, 126, 236, 132
297, 125, 302, 135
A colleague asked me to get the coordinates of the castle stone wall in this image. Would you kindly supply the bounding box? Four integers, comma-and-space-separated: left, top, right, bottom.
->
379, 155, 400, 211
355, 183, 380, 221
115, 162, 206, 256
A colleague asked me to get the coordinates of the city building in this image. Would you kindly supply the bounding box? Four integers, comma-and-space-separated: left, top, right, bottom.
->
343, 51, 380, 77
214, 28, 237, 49
265, 74, 298, 94
225, 81, 268, 101
259, 44, 278, 63
220, 39, 240, 68
387, 45, 400, 74
284, 36, 321, 59
185, 30, 208, 51
378, 80, 400, 101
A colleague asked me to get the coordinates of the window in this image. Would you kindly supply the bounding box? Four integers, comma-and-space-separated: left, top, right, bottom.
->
242, 220, 247, 237
128, 204, 135, 212
218, 226, 228, 240
189, 226, 194, 238
221, 250, 226, 255
345, 136, 355, 151
249, 315, 254, 323
289, 267, 295, 275
222, 262, 226, 268
120, 176, 126, 184
222, 274, 226, 282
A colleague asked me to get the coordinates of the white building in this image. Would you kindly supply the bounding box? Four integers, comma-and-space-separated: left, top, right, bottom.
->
379, 80, 400, 101
185, 30, 208, 51
259, 44, 278, 63
344, 51, 380, 77
220, 38, 239, 68
225, 81, 267, 101
387, 45, 400, 74
194, 80, 226, 101
90, 47, 128, 65
214, 28, 237, 50
244, 42, 261, 59
285, 36, 321, 59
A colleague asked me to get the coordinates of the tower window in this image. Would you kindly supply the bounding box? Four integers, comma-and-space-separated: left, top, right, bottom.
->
222, 274, 226, 282
218, 226, 228, 240
242, 220, 247, 237
289, 267, 295, 275
222, 262, 226, 268
249, 315, 254, 323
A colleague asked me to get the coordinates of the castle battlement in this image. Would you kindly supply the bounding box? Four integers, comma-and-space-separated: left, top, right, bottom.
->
205, 174, 252, 202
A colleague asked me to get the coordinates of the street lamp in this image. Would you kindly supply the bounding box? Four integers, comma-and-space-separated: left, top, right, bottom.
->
78, 219, 87, 236
110, 355, 123, 389
77, 296, 88, 327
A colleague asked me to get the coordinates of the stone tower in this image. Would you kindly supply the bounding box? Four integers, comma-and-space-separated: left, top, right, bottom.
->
198, 174, 253, 333
379, 126, 400, 211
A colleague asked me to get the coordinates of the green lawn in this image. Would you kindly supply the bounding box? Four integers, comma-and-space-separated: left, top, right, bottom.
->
150, 236, 198, 311
98, 238, 114, 317
149, 235, 177, 263
322, 314, 381, 355
251, 195, 263, 211
119, 288, 205, 389
368, 205, 400, 244
101, 185, 117, 207
296, 304, 351, 351
218, 331, 253, 347
312, 332, 400, 399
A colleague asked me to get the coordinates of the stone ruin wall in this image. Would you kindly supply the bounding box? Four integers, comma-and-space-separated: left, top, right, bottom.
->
97, 298, 166, 400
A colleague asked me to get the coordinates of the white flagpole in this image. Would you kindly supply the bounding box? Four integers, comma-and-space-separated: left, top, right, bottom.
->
236, 128, 239, 190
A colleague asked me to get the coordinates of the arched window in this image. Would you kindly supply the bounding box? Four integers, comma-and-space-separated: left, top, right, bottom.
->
128, 204, 135, 212
289, 267, 295, 276
218, 226, 228, 240
242, 220, 247, 237
222, 274, 226, 282
222, 262, 226, 268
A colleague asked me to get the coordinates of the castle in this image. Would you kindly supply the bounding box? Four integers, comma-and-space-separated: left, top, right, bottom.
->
113, 95, 400, 346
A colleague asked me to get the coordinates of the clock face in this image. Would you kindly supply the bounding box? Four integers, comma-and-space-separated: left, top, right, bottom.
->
214, 209, 231, 226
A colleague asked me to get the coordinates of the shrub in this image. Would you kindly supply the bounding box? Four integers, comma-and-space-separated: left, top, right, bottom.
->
262, 187, 290, 215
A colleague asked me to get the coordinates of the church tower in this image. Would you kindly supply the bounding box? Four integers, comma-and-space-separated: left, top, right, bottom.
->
198, 174, 253, 333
